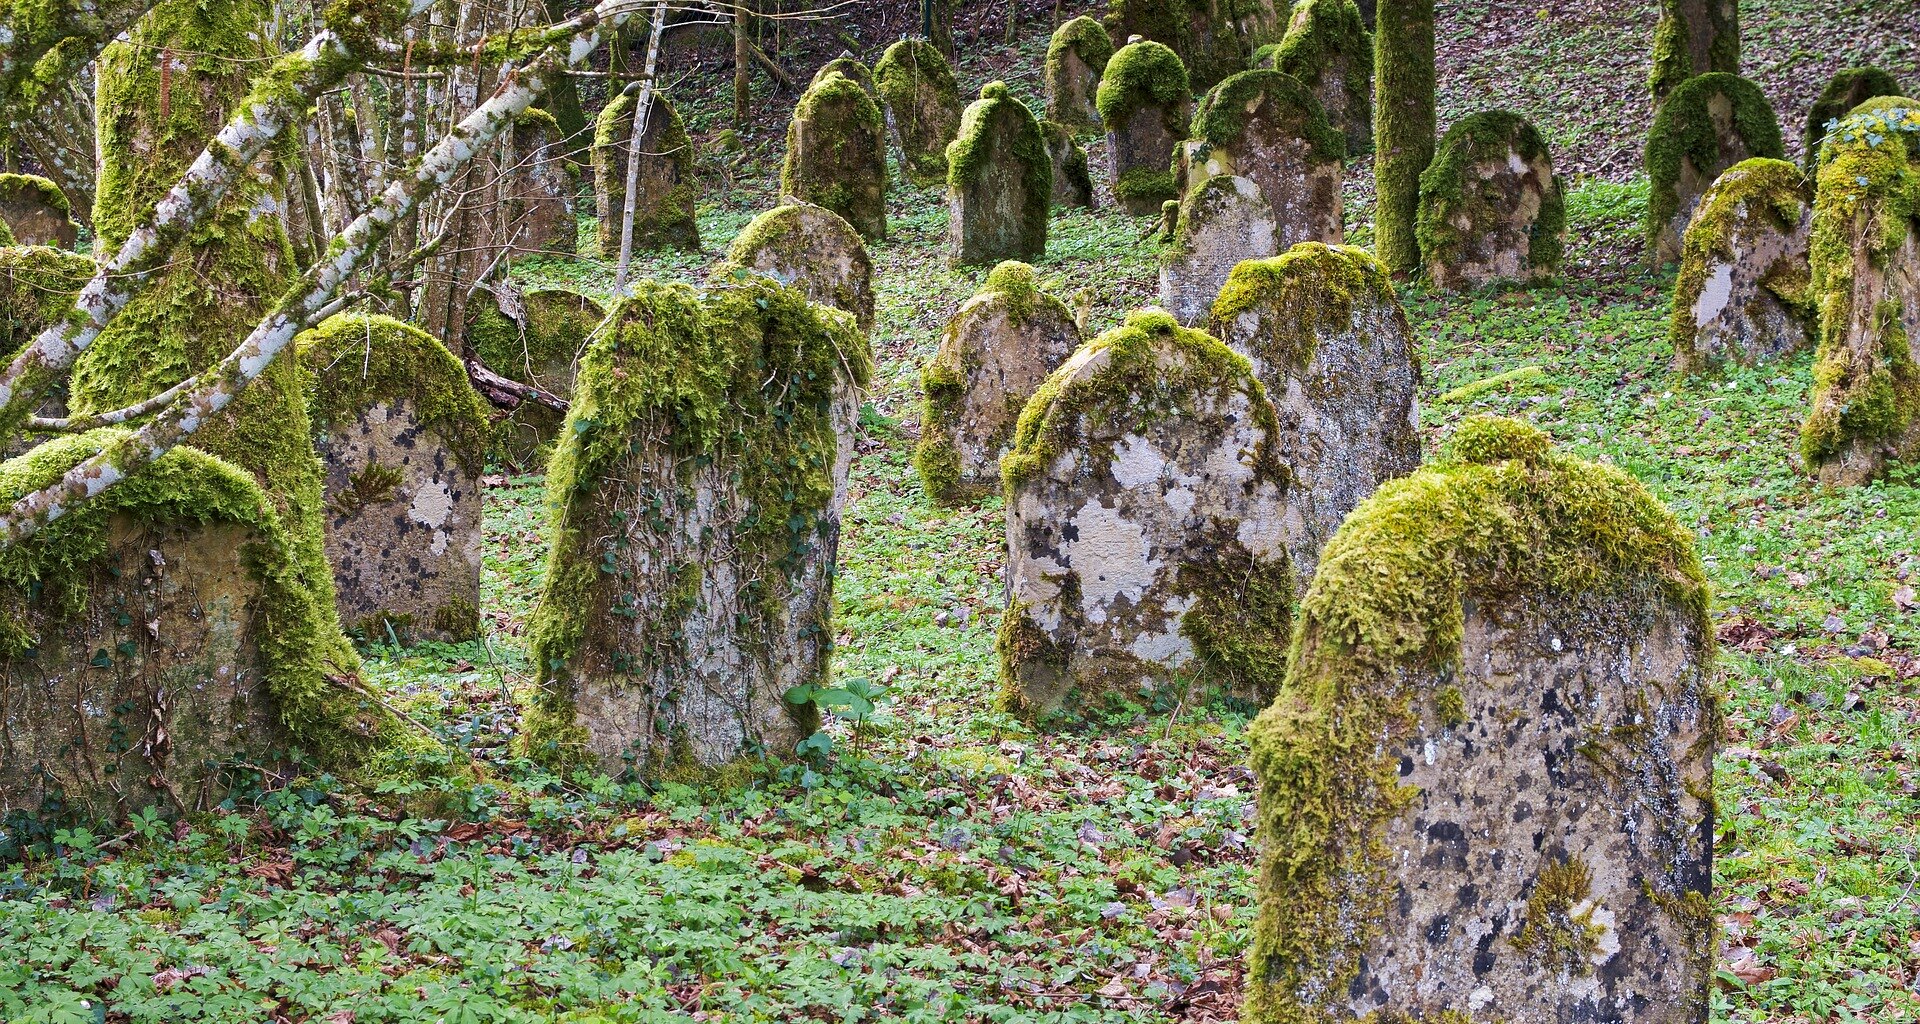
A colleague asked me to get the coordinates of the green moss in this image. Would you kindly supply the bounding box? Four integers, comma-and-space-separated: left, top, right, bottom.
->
1273, 0, 1373, 154
1511, 857, 1605, 973
810, 56, 874, 97
1174, 543, 1294, 705
0, 172, 71, 220
1115, 167, 1180, 203
0, 245, 90, 359
469, 288, 603, 389
1649, 0, 1739, 103
1434, 684, 1466, 727
1190, 69, 1345, 168
1251, 43, 1281, 68
297, 314, 492, 477
780, 72, 889, 242
1848, 96, 1920, 119
1668, 158, 1813, 373
1815, 102, 1920, 167
1804, 68, 1903, 172
1372, 0, 1436, 274
1207, 241, 1396, 372
1415, 110, 1565, 285
1045, 15, 1114, 129
431, 595, 480, 641
874, 39, 962, 186
1104, 0, 1254, 90
725, 203, 876, 330
946, 82, 1051, 262
592, 89, 699, 254
1644, 73, 1785, 263
1242, 416, 1713, 1023
1096, 39, 1191, 133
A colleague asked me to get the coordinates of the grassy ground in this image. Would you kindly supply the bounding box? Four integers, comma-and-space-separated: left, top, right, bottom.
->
5, 2, 1920, 1022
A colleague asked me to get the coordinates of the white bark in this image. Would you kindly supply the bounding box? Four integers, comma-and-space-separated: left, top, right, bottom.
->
612, 0, 670, 295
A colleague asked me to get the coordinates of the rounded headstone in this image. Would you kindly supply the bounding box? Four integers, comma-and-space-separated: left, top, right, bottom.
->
1244, 417, 1716, 1024
0, 174, 78, 249
1159, 174, 1279, 327
1669, 158, 1814, 373
1189, 70, 1345, 249
1417, 110, 1566, 291
946, 82, 1051, 267
726, 201, 876, 332
781, 72, 889, 243
1045, 16, 1114, 130
1272, 0, 1373, 156
468, 286, 603, 469
999, 308, 1292, 722
1097, 40, 1193, 215
914, 262, 1082, 504
1040, 120, 1096, 209
1210, 242, 1420, 586
592, 90, 700, 255
1803, 67, 1903, 173
1645, 73, 1785, 264
874, 39, 964, 187
810, 56, 875, 99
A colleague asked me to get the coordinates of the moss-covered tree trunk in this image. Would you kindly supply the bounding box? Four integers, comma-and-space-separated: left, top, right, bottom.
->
1372, 0, 1434, 276
1650, 0, 1739, 105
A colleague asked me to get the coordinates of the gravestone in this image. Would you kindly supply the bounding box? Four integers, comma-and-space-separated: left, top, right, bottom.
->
1670, 158, 1814, 373
1104, 0, 1288, 92
780, 71, 889, 243
914, 262, 1082, 504
726, 200, 876, 332
1645, 73, 1785, 264
1417, 110, 1566, 291
1210, 242, 1419, 585
947, 83, 1051, 266
1045, 16, 1114, 130
1159, 174, 1278, 326
467, 285, 604, 468
0, 174, 78, 249
0, 435, 301, 818
300, 314, 489, 643
1188, 70, 1344, 247
592, 88, 699, 255
509, 110, 577, 255
1803, 67, 1902, 172
1098, 40, 1193, 215
524, 277, 872, 774
999, 308, 1292, 722
810, 55, 875, 99
1272, 0, 1373, 156
1800, 104, 1920, 485
1244, 416, 1716, 1024
874, 39, 964, 187
1041, 120, 1096, 208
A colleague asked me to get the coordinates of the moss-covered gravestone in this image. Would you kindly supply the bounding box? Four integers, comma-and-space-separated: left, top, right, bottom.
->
1189, 71, 1344, 248
1244, 417, 1716, 1024
1160, 175, 1278, 326
1104, 0, 1287, 93
468, 286, 604, 469
510, 110, 576, 255
810, 55, 875, 99
1210, 243, 1419, 584
874, 39, 964, 187
1670, 158, 1814, 373
524, 277, 871, 774
1040, 121, 1095, 209
1417, 111, 1566, 291
1045, 16, 1114, 130
999, 309, 1292, 722
592, 89, 699, 255
1649, 0, 1739, 104
1645, 73, 1785, 264
726, 201, 875, 333
301, 315, 489, 643
914, 262, 1081, 504
1272, 0, 1373, 157
0, 174, 78, 249
1800, 104, 1920, 485
947, 83, 1051, 267
1804, 68, 1903, 173
1098, 41, 1193, 215
780, 72, 888, 244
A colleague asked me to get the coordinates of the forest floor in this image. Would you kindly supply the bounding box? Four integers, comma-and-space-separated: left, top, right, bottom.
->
7, 1, 1920, 1022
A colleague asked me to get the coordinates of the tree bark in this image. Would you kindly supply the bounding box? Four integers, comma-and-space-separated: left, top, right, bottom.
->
734, 0, 752, 127
1373, 0, 1435, 276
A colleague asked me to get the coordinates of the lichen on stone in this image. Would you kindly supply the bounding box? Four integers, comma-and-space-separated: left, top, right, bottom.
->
1667, 157, 1814, 373
724, 201, 876, 331
298, 314, 492, 477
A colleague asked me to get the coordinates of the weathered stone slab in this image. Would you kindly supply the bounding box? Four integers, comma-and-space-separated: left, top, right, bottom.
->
1670, 158, 1813, 373
1159, 174, 1278, 326
593, 88, 699, 255
1210, 242, 1419, 585
914, 262, 1082, 504
1045, 16, 1113, 130
874, 39, 963, 187
0, 174, 78, 249
509, 110, 577, 255
1040, 120, 1095, 209
1418, 110, 1566, 291
810, 55, 875, 100
1245, 417, 1716, 1024
726, 200, 875, 332
1645, 73, 1785, 264
999, 308, 1292, 723
781, 71, 889, 243
1189, 70, 1344, 248
467, 285, 605, 469
1099, 40, 1192, 215
1104, 0, 1288, 92
947, 83, 1051, 267
1272, 0, 1372, 156
301, 314, 489, 643
524, 277, 871, 775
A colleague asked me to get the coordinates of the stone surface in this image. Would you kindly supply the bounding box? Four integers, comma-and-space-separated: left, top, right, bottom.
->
1044, 15, 1112, 130
726, 200, 876, 332
1418, 110, 1566, 291
1670, 158, 1814, 373
1040, 120, 1095, 208
810, 56, 874, 99
1099, 41, 1192, 215
467, 285, 604, 469
0, 174, 78, 249
947, 83, 1051, 266
592, 89, 699, 255
999, 309, 1292, 721
1272, 0, 1373, 156
780, 72, 889, 242
509, 112, 577, 255
914, 262, 1082, 503
1211, 242, 1420, 586
1188, 70, 1344, 248
301, 315, 488, 643
874, 39, 964, 187
1244, 418, 1715, 1024
1803, 67, 1903, 172
1159, 174, 1278, 326
525, 278, 871, 775
1104, 0, 1288, 92
1646, 73, 1785, 264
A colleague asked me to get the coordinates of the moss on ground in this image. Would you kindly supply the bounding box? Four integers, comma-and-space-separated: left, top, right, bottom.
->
1415, 109, 1565, 284
297, 314, 493, 477
1644, 73, 1785, 263
1668, 158, 1813, 373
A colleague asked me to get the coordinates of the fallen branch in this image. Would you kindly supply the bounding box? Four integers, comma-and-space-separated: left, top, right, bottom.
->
750, 42, 798, 90
466, 358, 568, 413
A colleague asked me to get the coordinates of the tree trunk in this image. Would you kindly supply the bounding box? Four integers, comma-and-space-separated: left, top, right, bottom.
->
1649, 0, 1739, 103
1373, 0, 1434, 276
734, 0, 752, 126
